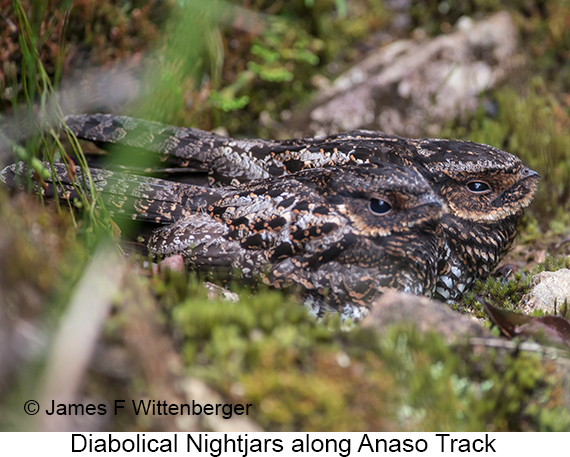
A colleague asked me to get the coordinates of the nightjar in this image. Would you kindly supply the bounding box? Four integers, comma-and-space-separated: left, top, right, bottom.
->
64, 113, 540, 301
1, 161, 442, 319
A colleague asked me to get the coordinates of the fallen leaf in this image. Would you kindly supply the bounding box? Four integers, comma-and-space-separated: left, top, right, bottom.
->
479, 298, 570, 349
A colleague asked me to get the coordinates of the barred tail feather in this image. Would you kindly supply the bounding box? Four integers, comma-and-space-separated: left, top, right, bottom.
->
1, 162, 222, 225
63, 113, 282, 184
64, 113, 228, 159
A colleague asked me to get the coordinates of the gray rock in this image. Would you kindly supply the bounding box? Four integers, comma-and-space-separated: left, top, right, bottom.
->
520, 268, 570, 314
361, 290, 489, 342
281, 12, 519, 138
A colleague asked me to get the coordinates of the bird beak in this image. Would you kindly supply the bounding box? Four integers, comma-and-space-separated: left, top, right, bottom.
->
419, 193, 443, 208
522, 167, 541, 180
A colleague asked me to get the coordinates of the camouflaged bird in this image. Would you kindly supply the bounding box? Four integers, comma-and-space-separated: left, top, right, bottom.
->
1, 161, 442, 319
65, 113, 540, 301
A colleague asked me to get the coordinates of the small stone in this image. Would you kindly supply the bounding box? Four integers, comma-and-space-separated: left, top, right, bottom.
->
280, 11, 519, 139
203, 281, 239, 302
520, 269, 570, 314
158, 254, 185, 273
361, 290, 489, 343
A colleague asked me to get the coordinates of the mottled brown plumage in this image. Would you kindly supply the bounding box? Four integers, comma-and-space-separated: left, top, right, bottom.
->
65, 114, 540, 301
1, 161, 442, 319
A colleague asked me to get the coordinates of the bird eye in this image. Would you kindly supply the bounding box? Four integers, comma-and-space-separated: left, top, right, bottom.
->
467, 181, 491, 193
369, 198, 392, 215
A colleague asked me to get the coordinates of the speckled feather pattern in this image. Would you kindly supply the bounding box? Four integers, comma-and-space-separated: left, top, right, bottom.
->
65, 114, 540, 302
1, 161, 442, 319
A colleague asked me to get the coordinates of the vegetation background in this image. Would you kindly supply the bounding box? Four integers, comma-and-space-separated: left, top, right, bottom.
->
1, 0, 570, 431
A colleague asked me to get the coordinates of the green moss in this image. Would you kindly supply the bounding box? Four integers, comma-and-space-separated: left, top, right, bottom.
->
455, 345, 570, 431
150, 270, 570, 431
536, 254, 570, 273
460, 253, 570, 316
462, 273, 531, 313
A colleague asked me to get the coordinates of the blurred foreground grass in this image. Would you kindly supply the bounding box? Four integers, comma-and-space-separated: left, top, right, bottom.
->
1, 0, 570, 432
